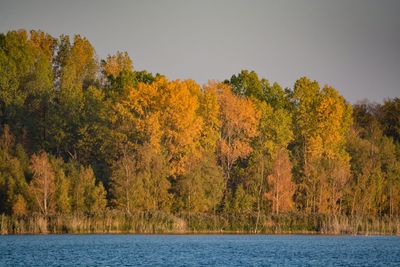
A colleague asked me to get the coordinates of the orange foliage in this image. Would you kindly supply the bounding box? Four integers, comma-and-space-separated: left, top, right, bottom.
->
213, 81, 259, 178
267, 148, 294, 214
118, 77, 203, 176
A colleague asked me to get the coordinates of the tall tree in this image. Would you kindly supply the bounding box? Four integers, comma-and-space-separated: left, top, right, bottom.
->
29, 151, 55, 215
214, 81, 259, 207
292, 78, 352, 214
267, 147, 294, 214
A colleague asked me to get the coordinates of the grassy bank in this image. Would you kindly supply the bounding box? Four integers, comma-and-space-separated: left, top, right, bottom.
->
1, 212, 399, 235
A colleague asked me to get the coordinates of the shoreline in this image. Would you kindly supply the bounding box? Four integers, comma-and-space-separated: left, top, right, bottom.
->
2, 232, 399, 236
2, 229, 399, 236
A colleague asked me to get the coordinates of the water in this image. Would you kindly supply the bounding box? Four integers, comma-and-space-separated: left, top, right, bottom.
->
0, 234, 399, 266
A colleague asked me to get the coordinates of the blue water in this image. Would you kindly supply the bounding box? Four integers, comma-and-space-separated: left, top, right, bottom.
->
0, 235, 399, 266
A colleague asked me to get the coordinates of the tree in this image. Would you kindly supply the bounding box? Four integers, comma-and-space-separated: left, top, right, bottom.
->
160, 79, 203, 176
231, 184, 254, 214
52, 158, 71, 214
89, 181, 107, 214
229, 70, 264, 100
80, 166, 107, 214
0, 127, 30, 215
116, 77, 203, 177
136, 144, 171, 212
346, 129, 383, 217
292, 78, 352, 214
267, 147, 295, 214
51, 34, 98, 159
101, 51, 137, 99
60, 34, 97, 92
12, 194, 27, 217
69, 164, 107, 214
0, 151, 29, 215
174, 152, 224, 213
29, 151, 55, 215
213, 81, 260, 207
102, 51, 133, 79
0, 30, 55, 150
110, 144, 171, 213
379, 98, 400, 143
315, 86, 352, 214
199, 83, 221, 153
246, 100, 293, 228
380, 137, 400, 217
55, 171, 71, 214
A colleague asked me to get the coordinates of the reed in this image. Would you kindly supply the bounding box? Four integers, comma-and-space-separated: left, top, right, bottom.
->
1, 212, 398, 235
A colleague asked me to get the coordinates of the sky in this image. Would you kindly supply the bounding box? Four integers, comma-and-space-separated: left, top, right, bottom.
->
0, 0, 399, 103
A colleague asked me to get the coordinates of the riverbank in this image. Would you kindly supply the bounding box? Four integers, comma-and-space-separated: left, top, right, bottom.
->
1, 212, 399, 235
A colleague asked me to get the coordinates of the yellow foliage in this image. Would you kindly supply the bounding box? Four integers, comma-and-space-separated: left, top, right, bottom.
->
29, 30, 55, 60
199, 82, 221, 152
116, 77, 203, 176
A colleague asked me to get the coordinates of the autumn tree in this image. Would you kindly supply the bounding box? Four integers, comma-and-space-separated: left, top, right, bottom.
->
115, 77, 203, 177
199, 83, 221, 153
253, 101, 293, 214
229, 72, 293, 226
29, 151, 55, 215
346, 129, 384, 217
160, 79, 203, 176
214, 81, 259, 207
347, 106, 400, 218
102, 51, 133, 79
292, 78, 352, 214
315, 86, 352, 214
267, 147, 295, 214
172, 83, 224, 214
380, 136, 400, 217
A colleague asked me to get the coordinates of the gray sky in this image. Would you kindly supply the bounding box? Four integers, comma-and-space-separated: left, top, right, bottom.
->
0, 0, 399, 103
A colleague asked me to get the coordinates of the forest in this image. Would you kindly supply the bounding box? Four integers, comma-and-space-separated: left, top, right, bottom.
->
0, 30, 399, 234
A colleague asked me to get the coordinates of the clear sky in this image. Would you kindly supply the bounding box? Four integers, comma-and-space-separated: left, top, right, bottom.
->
0, 0, 399, 103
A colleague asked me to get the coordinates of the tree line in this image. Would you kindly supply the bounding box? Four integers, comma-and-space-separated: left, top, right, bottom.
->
0, 30, 399, 233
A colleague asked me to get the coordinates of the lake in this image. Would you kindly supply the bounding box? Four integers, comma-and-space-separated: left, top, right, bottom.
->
0, 234, 399, 266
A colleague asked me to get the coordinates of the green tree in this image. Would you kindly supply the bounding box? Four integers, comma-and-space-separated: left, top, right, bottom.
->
229, 70, 264, 100
110, 144, 171, 213
0, 127, 29, 215
175, 152, 224, 213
